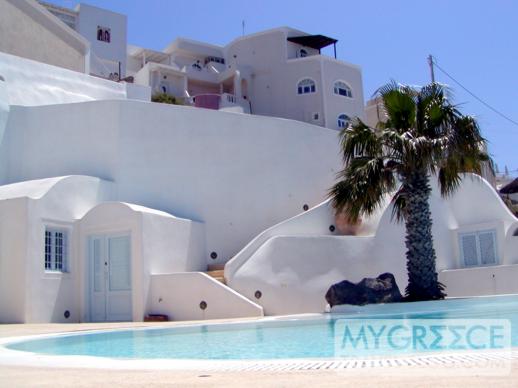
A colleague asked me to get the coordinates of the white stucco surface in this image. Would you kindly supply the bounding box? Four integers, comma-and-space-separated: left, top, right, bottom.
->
0, 77, 9, 182
225, 199, 387, 282
0, 0, 88, 73
77, 201, 206, 323
148, 273, 263, 321
2, 100, 342, 266
0, 176, 116, 323
75, 3, 127, 78
0, 52, 126, 106
227, 174, 518, 315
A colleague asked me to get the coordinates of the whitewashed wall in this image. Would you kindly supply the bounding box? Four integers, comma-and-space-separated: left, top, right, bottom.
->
0, 52, 126, 106
77, 201, 206, 322
224, 28, 365, 129
3, 100, 342, 266
0, 198, 28, 323
0, 176, 115, 323
227, 175, 518, 315
225, 199, 387, 282
76, 3, 127, 78
0, 77, 9, 183
0, 0, 88, 73
147, 273, 263, 321
439, 264, 518, 297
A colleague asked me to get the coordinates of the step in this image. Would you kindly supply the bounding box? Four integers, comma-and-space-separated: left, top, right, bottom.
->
207, 263, 225, 271
205, 269, 226, 285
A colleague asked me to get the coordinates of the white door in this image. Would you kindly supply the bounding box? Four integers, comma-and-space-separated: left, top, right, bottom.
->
89, 234, 132, 322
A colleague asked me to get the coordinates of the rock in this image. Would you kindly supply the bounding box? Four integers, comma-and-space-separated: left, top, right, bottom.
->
325, 273, 403, 307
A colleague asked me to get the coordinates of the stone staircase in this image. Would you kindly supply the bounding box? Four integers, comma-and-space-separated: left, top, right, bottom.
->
205, 264, 226, 284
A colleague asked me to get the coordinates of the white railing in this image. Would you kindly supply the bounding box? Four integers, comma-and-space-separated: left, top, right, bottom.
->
223, 93, 236, 104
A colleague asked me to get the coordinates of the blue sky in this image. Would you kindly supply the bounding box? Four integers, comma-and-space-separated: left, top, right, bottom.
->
54, 0, 517, 173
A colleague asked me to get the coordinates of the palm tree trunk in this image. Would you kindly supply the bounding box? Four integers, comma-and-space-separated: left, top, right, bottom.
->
402, 171, 445, 301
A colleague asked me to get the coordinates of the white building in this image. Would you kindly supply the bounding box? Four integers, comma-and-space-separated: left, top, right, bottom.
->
0, 0, 516, 324
128, 28, 365, 130
0, 0, 90, 73
39, 0, 127, 80
33, 1, 364, 130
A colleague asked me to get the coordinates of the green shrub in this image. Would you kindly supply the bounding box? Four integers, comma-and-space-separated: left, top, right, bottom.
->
151, 93, 182, 105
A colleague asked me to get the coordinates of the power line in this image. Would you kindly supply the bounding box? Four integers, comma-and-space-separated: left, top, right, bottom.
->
431, 57, 518, 128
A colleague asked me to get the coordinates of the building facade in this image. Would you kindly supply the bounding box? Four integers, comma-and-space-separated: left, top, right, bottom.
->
36, 1, 364, 130
1, 1, 516, 324
39, 0, 127, 80
128, 28, 365, 130
0, 0, 89, 73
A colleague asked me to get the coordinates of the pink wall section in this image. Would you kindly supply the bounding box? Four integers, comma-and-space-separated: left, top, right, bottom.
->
194, 94, 220, 110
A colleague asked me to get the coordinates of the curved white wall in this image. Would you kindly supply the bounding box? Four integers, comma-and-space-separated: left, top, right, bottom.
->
0, 52, 126, 106
148, 273, 263, 321
3, 100, 342, 266
227, 174, 518, 315
225, 199, 386, 282
78, 201, 206, 322
0, 176, 115, 323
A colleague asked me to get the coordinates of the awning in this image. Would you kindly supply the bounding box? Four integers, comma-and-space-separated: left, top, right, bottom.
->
287, 34, 338, 50
131, 48, 170, 64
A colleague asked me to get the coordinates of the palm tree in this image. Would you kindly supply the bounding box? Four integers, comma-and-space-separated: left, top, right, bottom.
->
329, 82, 492, 301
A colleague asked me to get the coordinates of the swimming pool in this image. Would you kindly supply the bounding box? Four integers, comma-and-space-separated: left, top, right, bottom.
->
4, 295, 518, 361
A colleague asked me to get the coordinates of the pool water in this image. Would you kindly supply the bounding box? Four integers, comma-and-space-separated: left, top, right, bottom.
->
6, 295, 518, 360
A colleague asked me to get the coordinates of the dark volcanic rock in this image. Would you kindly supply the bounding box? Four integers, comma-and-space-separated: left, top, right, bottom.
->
325, 273, 403, 307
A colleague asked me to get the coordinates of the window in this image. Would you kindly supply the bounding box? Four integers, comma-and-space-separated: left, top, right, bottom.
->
299, 48, 308, 58
97, 26, 111, 43
45, 228, 68, 272
297, 78, 316, 94
459, 229, 498, 267
337, 114, 351, 129
204, 56, 225, 65
333, 81, 352, 98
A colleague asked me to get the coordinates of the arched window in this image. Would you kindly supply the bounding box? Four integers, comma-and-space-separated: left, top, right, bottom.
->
334, 81, 352, 98
337, 114, 351, 129
297, 78, 316, 94
299, 48, 308, 58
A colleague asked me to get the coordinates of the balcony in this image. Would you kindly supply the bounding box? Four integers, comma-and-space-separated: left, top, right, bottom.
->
182, 63, 219, 83
192, 93, 250, 113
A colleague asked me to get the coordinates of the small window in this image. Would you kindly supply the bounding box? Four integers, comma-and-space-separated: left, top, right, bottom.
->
297, 78, 316, 94
337, 113, 351, 129
459, 229, 498, 267
299, 48, 308, 58
45, 228, 68, 272
334, 81, 352, 98
97, 26, 111, 43
312, 112, 319, 121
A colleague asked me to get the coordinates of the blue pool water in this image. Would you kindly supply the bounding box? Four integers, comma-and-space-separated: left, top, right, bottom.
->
6, 295, 518, 360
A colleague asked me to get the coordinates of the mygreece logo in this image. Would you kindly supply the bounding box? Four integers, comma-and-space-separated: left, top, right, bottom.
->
334, 319, 511, 375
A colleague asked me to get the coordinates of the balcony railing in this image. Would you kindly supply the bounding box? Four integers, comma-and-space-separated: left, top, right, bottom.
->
192, 93, 249, 113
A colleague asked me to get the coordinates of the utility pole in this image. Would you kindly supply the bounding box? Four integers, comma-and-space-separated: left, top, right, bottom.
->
242, 20, 245, 36
428, 54, 435, 83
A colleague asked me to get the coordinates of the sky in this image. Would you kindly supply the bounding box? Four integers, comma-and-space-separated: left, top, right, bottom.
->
52, 0, 518, 173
